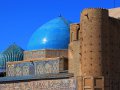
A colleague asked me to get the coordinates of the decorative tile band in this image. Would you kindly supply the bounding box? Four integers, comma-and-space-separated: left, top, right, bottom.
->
0, 78, 76, 90
6, 58, 68, 76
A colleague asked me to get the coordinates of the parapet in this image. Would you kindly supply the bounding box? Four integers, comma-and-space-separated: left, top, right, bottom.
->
70, 23, 80, 42
81, 8, 108, 20
81, 8, 108, 13
24, 49, 68, 60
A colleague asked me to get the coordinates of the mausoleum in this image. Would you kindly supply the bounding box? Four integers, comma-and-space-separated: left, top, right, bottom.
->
0, 8, 120, 90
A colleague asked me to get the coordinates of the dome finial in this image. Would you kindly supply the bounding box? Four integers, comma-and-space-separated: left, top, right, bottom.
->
59, 14, 62, 17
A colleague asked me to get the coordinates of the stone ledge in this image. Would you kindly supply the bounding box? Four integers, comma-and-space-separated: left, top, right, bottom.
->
0, 73, 74, 83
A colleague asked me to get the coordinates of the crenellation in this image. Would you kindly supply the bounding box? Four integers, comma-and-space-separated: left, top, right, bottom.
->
70, 23, 80, 42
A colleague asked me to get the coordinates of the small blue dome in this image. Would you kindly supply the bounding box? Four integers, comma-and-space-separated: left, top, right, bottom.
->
27, 16, 71, 50
0, 53, 4, 72
1, 44, 24, 71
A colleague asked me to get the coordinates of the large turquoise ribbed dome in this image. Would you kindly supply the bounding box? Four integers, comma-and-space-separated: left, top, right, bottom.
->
27, 16, 71, 50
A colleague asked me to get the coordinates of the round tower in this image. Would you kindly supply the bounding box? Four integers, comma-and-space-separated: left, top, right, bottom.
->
80, 8, 109, 77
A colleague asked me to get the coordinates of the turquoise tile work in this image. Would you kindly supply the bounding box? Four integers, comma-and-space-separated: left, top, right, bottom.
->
27, 16, 71, 50
0, 44, 24, 72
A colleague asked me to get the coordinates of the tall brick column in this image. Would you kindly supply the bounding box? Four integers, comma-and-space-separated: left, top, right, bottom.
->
80, 8, 109, 77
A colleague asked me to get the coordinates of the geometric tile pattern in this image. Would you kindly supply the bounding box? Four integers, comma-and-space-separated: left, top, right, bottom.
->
6, 59, 66, 76
0, 78, 76, 90
34, 60, 59, 75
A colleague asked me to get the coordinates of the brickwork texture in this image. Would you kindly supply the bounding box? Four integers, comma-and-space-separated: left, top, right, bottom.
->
69, 8, 120, 90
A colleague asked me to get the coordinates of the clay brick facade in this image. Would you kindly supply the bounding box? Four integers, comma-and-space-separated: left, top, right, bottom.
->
70, 24, 80, 42
24, 49, 68, 60
69, 8, 120, 90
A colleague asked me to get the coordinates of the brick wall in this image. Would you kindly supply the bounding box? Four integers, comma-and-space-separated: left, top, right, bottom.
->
24, 49, 68, 60
69, 41, 81, 77
70, 24, 80, 42
69, 8, 120, 90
